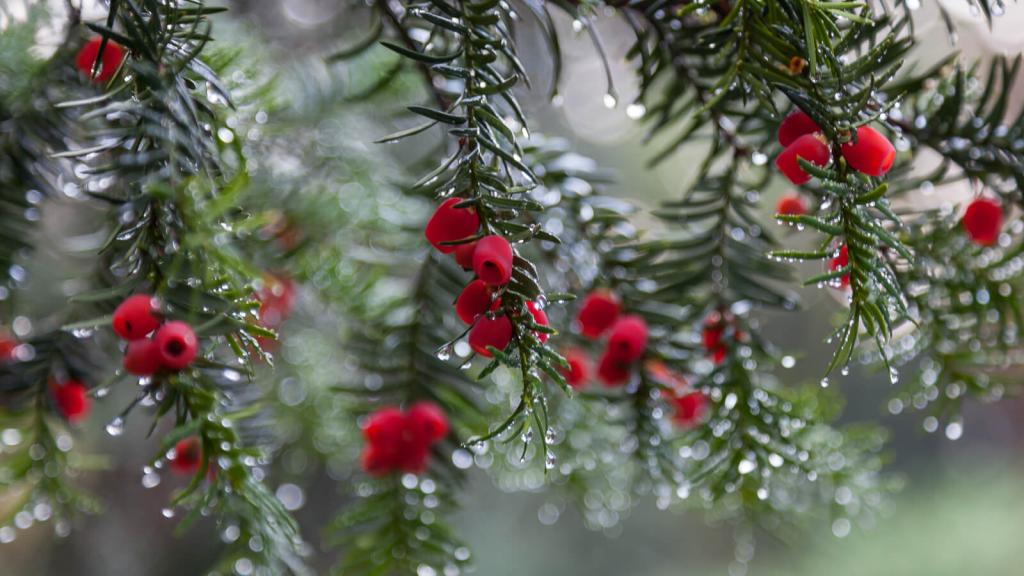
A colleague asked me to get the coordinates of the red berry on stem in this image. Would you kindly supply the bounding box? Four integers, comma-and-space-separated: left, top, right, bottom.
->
776, 193, 807, 216
597, 352, 630, 387
53, 380, 90, 423
672, 392, 708, 427
425, 197, 479, 254
830, 245, 850, 289
777, 110, 820, 147
576, 290, 621, 339
455, 280, 492, 325
112, 294, 160, 340
454, 241, 478, 270
468, 314, 512, 357
560, 349, 590, 389
407, 402, 449, 443
124, 338, 162, 375
962, 198, 1003, 246
841, 126, 896, 177
75, 37, 125, 84
776, 134, 830, 185
606, 315, 648, 363
154, 321, 198, 370
171, 437, 203, 475
472, 235, 513, 286
526, 301, 549, 344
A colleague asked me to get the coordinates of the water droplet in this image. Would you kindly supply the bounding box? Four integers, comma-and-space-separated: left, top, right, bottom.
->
603, 93, 617, 109
105, 417, 124, 436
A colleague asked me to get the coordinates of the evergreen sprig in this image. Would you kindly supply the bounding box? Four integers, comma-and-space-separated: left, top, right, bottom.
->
55, 2, 307, 572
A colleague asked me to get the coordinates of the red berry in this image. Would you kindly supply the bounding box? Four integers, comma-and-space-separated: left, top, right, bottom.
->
777, 110, 820, 147
153, 321, 198, 370
454, 241, 478, 270
468, 314, 512, 357
171, 437, 203, 475
455, 280, 492, 325
776, 193, 807, 216
576, 290, 621, 339
526, 301, 549, 344
830, 245, 850, 289
425, 197, 480, 254
472, 235, 513, 286
53, 380, 90, 423
672, 392, 708, 427
124, 338, 162, 375
75, 37, 125, 84
597, 352, 631, 387
257, 274, 296, 328
407, 402, 449, 443
776, 133, 830, 185
396, 442, 431, 474
605, 315, 648, 363
841, 126, 896, 177
701, 312, 725, 350
362, 407, 406, 445
711, 345, 727, 364
0, 334, 17, 362
112, 294, 161, 340
962, 198, 1002, 246
560, 349, 590, 389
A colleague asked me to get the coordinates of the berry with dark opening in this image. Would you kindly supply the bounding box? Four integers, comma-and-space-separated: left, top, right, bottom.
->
472, 235, 513, 286
962, 197, 1003, 247
560, 348, 590, 389
526, 301, 550, 343
841, 126, 896, 177
776, 133, 830, 185
605, 315, 648, 363
454, 241, 478, 270
124, 338, 162, 376
777, 110, 820, 147
468, 314, 512, 357
112, 294, 161, 340
776, 193, 807, 216
171, 437, 203, 475
597, 352, 631, 387
576, 290, 621, 339
672, 392, 708, 427
830, 244, 850, 289
154, 321, 198, 370
425, 197, 479, 254
455, 280, 493, 324
75, 37, 125, 84
53, 380, 90, 423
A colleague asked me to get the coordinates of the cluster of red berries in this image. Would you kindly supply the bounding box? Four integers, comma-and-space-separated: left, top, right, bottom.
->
75, 37, 125, 84
427, 198, 536, 357
360, 402, 449, 476
646, 361, 709, 428
571, 291, 649, 386
701, 310, 743, 365
776, 110, 896, 185
51, 378, 90, 423
113, 295, 199, 375
962, 197, 1003, 247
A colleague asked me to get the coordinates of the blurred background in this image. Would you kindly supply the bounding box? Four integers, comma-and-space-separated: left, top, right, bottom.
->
1, 0, 1024, 574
